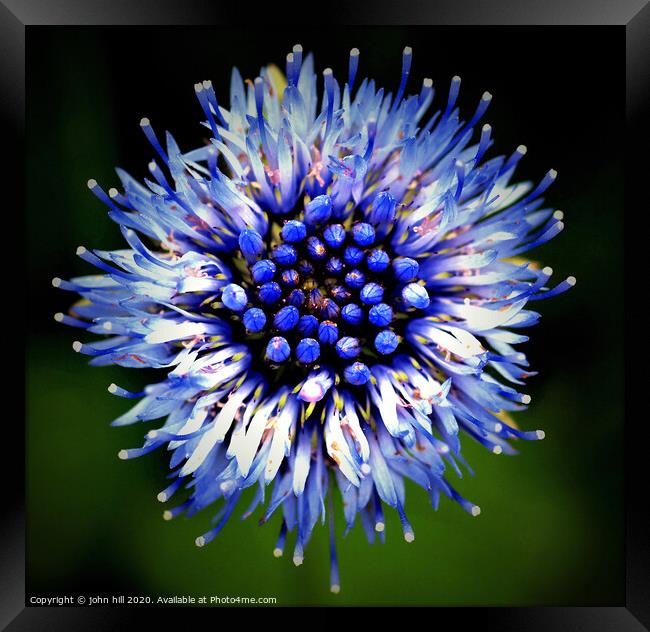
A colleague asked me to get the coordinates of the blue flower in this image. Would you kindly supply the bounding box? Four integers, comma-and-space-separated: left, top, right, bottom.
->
296, 338, 321, 364
243, 307, 266, 333
221, 283, 247, 312
55, 45, 575, 593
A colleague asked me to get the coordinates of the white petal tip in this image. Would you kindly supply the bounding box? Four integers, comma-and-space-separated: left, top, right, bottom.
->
139, 117, 150, 127
471, 505, 481, 517
157, 492, 167, 503
492, 445, 503, 455
375, 521, 385, 533
292, 555, 303, 567
482, 91, 492, 101
494, 423, 503, 432
423, 78, 433, 88
273, 548, 283, 558
403, 46, 413, 55
549, 169, 558, 179
107, 383, 118, 394
404, 532, 415, 543
108, 188, 118, 198
163, 510, 173, 521
330, 584, 341, 594
536, 430, 546, 440
567, 276, 577, 286
350, 48, 360, 57
292, 44, 303, 53
195, 536, 205, 547
147, 430, 158, 440
117, 449, 128, 460
54, 313, 64, 322
452, 75, 461, 83
102, 321, 112, 330
72, 341, 82, 352
553, 210, 564, 220
361, 463, 371, 475
86, 178, 97, 189
522, 394, 532, 404
542, 266, 553, 276
299, 378, 327, 403
52, 277, 61, 287
517, 145, 527, 155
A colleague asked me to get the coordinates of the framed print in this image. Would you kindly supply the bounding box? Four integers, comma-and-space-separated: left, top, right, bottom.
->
3, 0, 645, 627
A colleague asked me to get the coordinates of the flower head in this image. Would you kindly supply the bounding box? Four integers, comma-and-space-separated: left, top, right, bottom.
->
56, 45, 574, 592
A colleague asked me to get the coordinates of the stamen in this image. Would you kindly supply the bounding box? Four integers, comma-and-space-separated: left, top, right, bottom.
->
292, 44, 303, 76
221, 284, 248, 312
391, 46, 412, 113
443, 75, 461, 121
344, 362, 371, 385
348, 47, 360, 92
341, 304, 363, 326
273, 305, 299, 332
273, 522, 287, 558
335, 336, 361, 360
254, 77, 270, 160
194, 83, 220, 139
375, 330, 399, 355
419, 77, 433, 108
475, 123, 492, 164
328, 491, 341, 594
139, 117, 169, 164
318, 321, 339, 346
243, 307, 267, 333
239, 228, 264, 263
304, 195, 332, 226
368, 303, 393, 327
323, 68, 335, 137
286, 52, 296, 86
266, 336, 290, 363
393, 257, 419, 282
352, 222, 375, 247
251, 259, 276, 283
402, 283, 430, 309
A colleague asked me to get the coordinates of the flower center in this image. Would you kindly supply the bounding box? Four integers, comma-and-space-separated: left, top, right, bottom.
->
219, 195, 430, 385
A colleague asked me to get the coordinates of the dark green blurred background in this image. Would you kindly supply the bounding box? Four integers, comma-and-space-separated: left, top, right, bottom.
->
26, 27, 624, 606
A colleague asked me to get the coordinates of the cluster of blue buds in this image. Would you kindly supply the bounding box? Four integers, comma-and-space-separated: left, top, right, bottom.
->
219, 193, 431, 388
55, 44, 574, 592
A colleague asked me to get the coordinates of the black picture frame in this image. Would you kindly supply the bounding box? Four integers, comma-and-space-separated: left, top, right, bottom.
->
4, 0, 644, 627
